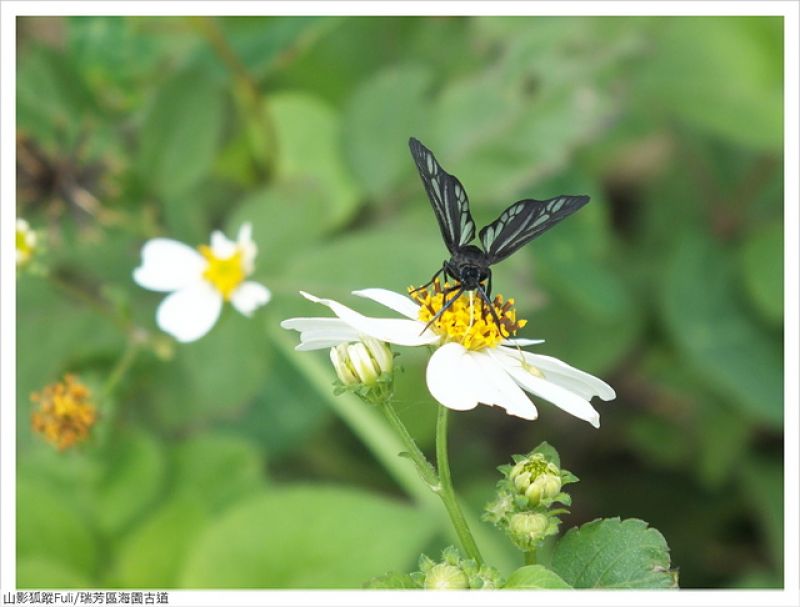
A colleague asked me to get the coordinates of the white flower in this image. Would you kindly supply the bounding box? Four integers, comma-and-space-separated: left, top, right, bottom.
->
16, 218, 38, 267
281, 285, 615, 426
134, 223, 271, 342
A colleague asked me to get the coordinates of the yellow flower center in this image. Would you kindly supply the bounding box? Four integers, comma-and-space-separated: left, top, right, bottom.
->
31, 374, 97, 451
198, 245, 245, 300
16, 225, 35, 265
409, 280, 527, 351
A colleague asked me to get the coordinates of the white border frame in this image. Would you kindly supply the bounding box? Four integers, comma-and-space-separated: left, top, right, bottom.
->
2, 2, 798, 606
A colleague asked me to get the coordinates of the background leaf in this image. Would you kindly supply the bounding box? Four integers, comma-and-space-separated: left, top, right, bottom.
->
179, 486, 438, 588
549, 518, 677, 589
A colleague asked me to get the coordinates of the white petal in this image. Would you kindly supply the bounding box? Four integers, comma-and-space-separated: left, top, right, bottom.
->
501, 337, 546, 347
496, 350, 601, 428
497, 347, 616, 401
236, 223, 257, 273
156, 282, 223, 343
352, 288, 420, 319
133, 239, 205, 292
469, 351, 538, 420
280, 317, 361, 350
426, 343, 479, 411
299, 291, 439, 347
231, 281, 271, 317
211, 230, 237, 258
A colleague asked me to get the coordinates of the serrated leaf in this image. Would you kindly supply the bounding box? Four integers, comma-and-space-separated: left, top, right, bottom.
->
503, 565, 572, 589
550, 518, 677, 588
179, 486, 438, 588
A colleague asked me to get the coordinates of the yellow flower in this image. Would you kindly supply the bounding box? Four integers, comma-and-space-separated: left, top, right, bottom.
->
31, 374, 97, 451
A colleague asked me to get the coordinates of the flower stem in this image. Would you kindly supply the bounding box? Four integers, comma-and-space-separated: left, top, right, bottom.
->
524, 549, 537, 566
379, 402, 438, 489
100, 337, 142, 399
436, 405, 484, 565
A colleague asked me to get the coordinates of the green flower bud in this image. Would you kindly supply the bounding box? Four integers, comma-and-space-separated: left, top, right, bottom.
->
524, 471, 562, 506
423, 563, 469, 590
509, 453, 563, 506
508, 512, 554, 550
330, 338, 393, 387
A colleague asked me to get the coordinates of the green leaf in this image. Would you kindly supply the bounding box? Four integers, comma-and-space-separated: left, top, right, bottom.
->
739, 221, 783, 325
93, 429, 165, 535
17, 556, 91, 589
531, 441, 561, 467
226, 179, 331, 271
503, 565, 572, 589
270, 91, 362, 229
364, 571, 420, 589
137, 66, 224, 199
222, 346, 329, 458
114, 493, 208, 588
172, 433, 266, 512
343, 65, 432, 198
550, 518, 677, 588
179, 486, 438, 588
661, 232, 782, 426
17, 478, 98, 580
146, 311, 272, 430
636, 17, 782, 149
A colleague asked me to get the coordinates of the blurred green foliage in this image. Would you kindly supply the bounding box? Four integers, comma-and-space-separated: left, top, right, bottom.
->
16, 16, 783, 589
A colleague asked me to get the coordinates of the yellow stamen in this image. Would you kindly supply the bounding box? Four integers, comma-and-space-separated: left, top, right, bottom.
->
31, 374, 97, 451
198, 245, 245, 300
409, 280, 528, 351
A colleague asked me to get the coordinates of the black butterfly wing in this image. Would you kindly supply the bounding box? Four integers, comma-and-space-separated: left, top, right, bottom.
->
409, 137, 476, 254
479, 195, 590, 264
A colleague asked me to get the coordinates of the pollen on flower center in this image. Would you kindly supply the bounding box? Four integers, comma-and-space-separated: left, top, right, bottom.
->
409, 280, 527, 351
199, 245, 245, 300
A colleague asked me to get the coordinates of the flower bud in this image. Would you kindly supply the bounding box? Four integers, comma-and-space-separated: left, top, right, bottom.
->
423, 563, 469, 590
508, 512, 552, 550
509, 453, 562, 506
330, 338, 393, 387
524, 472, 562, 506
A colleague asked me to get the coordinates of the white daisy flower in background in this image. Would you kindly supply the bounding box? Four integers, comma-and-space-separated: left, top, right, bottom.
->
134, 223, 271, 342
16, 218, 39, 268
281, 281, 615, 426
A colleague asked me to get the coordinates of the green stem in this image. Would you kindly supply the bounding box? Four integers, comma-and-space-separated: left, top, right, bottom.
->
524, 549, 537, 566
436, 405, 484, 565
268, 324, 514, 572
380, 402, 438, 489
100, 338, 141, 399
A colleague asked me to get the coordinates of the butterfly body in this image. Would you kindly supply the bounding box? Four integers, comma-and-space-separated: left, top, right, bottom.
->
408, 137, 590, 334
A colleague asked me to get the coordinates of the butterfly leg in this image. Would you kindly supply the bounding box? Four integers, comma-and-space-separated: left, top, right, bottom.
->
475, 284, 507, 337
410, 262, 448, 295
421, 286, 464, 335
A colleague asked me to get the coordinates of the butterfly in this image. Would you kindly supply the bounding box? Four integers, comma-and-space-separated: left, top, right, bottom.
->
408, 137, 590, 334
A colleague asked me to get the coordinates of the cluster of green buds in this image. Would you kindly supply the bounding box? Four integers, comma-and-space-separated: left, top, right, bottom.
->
330, 336, 395, 404
483, 442, 578, 552
412, 546, 503, 590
